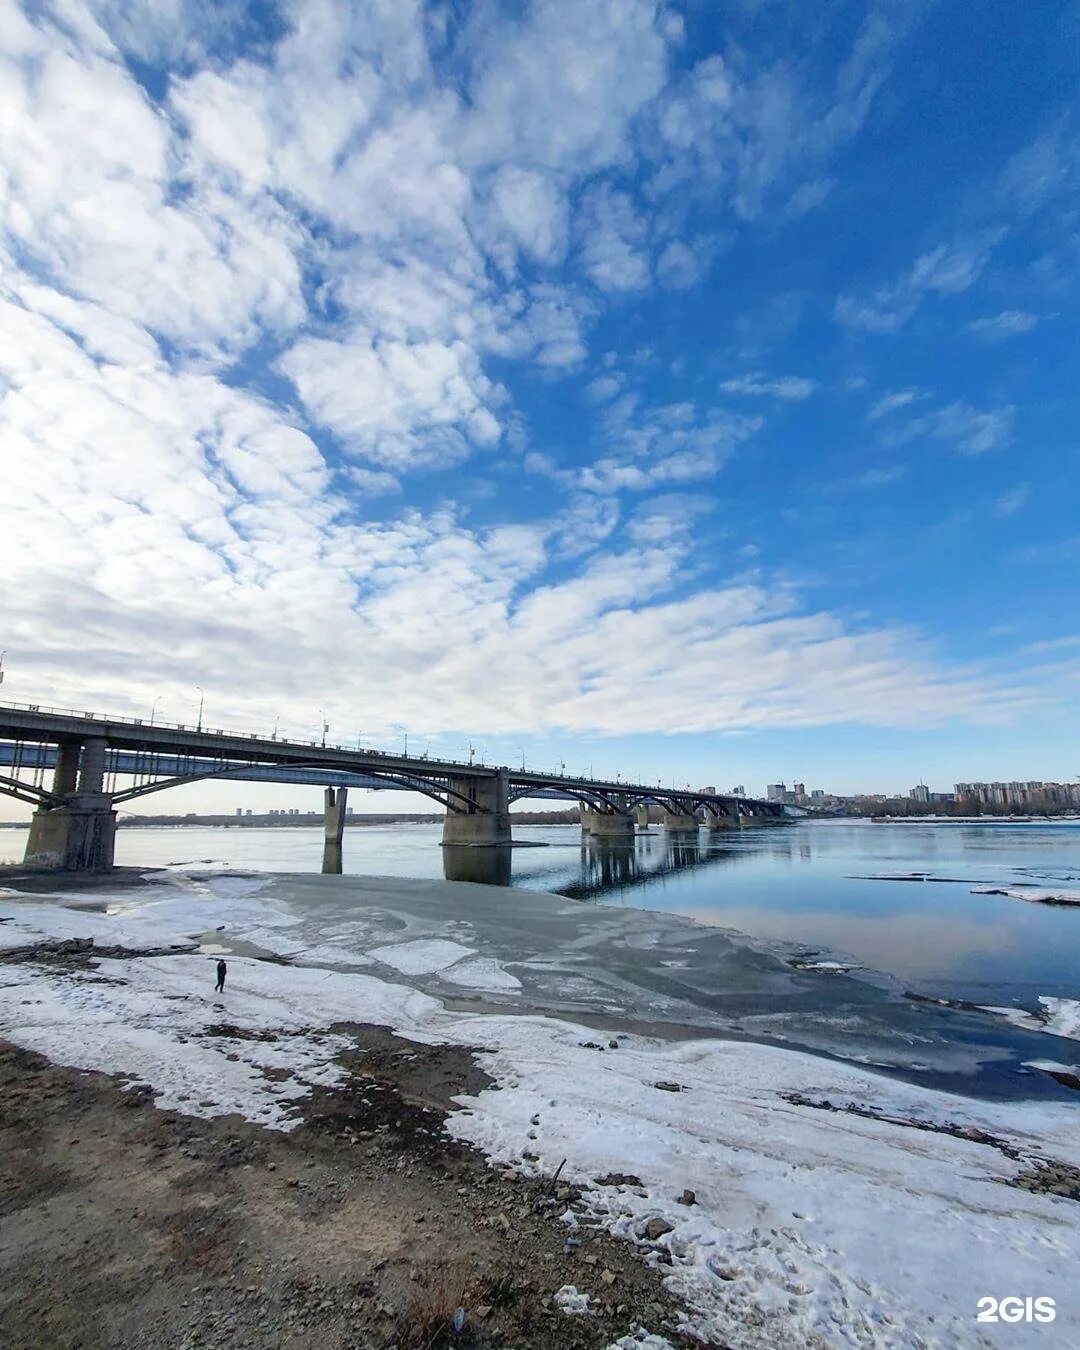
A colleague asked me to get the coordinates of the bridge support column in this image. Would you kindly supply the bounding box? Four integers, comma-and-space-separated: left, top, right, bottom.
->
24, 739, 116, 871
588, 810, 634, 840
442, 771, 511, 847
705, 803, 741, 830
52, 740, 80, 796
634, 803, 652, 829
663, 808, 699, 833
579, 803, 595, 834
322, 786, 347, 874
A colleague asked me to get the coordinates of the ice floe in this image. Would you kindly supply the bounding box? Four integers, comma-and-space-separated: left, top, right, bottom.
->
972, 884, 1080, 906
980, 997, 1080, 1042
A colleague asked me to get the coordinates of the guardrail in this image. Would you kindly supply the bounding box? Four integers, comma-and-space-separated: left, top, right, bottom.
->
0, 699, 755, 800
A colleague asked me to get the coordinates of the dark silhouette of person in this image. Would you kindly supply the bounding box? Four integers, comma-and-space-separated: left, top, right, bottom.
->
215, 959, 227, 993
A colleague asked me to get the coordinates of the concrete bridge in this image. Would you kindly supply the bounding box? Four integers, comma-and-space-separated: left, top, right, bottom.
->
0, 700, 788, 872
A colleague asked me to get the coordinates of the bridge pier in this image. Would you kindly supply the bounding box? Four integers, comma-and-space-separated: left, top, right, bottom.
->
442, 770, 511, 847
662, 808, 699, 833
322, 786, 347, 874
588, 810, 634, 840
704, 802, 741, 829
24, 738, 116, 871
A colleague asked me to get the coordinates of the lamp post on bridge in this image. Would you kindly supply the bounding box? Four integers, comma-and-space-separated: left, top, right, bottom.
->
195, 686, 204, 733
149, 695, 161, 726
319, 710, 328, 749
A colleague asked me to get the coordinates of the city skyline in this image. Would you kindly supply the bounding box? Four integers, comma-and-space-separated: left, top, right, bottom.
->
1, 1, 1079, 814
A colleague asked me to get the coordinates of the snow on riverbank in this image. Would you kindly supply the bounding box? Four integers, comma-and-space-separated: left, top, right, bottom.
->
2, 872, 1079, 1347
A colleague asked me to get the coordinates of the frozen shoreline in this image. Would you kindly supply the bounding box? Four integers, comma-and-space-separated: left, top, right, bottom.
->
2, 869, 1079, 1346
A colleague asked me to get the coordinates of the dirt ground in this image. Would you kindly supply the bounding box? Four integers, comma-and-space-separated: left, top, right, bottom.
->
0, 1021, 696, 1350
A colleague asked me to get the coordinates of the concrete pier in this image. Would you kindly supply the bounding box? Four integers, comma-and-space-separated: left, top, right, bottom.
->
588, 809, 635, 840
322, 786, 347, 874
442, 770, 511, 847
24, 738, 117, 871
663, 810, 699, 832
52, 740, 80, 796
24, 797, 116, 871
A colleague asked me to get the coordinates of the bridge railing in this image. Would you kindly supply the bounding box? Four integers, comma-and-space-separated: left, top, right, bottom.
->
0, 699, 487, 768
0, 701, 768, 803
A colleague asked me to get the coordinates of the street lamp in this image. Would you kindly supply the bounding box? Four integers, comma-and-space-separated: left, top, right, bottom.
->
319, 710, 328, 748
0, 649, 6, 686
516, 747, 526, 771
149, 695, 161, 726
195, 686, 204, 733
272, 715, 280, 740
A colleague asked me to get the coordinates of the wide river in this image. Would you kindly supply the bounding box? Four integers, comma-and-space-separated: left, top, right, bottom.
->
4, 816, 1079, 1099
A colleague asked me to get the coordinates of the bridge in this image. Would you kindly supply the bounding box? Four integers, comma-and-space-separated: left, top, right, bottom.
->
0, 700, 788, 872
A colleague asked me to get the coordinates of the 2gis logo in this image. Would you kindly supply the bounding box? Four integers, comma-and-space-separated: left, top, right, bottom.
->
977, 1296, 1056, 1324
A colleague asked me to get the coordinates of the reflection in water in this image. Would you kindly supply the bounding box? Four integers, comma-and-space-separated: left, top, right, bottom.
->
554, 827, 763, 901
442, 845, 513, 886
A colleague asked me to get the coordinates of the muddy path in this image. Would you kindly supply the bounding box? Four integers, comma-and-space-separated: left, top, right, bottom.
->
0, 1030, 691, 1349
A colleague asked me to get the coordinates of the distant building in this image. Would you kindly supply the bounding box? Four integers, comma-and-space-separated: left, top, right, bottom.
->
810, 789, 825, 800
793, 782, 806, 799
955, 781, 1080, 809
236, 807, 242, 817
699, 785, 716, 795
910, 784, 930, 804
731, 785, 746, 797
245, 808, 253, 816
766, 783, 787, 802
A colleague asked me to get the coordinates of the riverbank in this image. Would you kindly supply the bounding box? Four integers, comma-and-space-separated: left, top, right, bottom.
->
0, 1034, 678, 1349
2, 868, 1080, 1346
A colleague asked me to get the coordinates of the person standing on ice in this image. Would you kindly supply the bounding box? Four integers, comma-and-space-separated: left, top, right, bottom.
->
214, 959, 227, 993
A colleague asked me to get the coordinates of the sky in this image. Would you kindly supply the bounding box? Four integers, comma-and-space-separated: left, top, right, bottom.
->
1, 0, 1079, 818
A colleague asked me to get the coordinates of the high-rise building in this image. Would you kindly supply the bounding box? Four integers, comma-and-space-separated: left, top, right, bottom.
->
910, 784, 930, 803
766, 783, 787, 801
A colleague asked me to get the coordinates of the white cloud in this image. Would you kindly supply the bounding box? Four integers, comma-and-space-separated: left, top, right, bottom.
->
866, 388, 925, 420
648, 12, 900, 224
487, 166, 568, 265
279, 332, 502, 471
578, 185, 650, 292
584, 374, 624, 403
656, 239, 707, 290
836, 231, 1005, 333
966, 310, 1039, 341
898, 402, 1014, 456
721, 373, 816, 400
992, 483, 1030, 517
578, 397, 763, 493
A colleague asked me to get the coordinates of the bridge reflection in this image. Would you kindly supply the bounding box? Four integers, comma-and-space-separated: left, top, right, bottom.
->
441, 823, 790, 897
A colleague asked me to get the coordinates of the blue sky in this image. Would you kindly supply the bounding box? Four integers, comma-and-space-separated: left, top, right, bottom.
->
1, 0, 1078, 813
